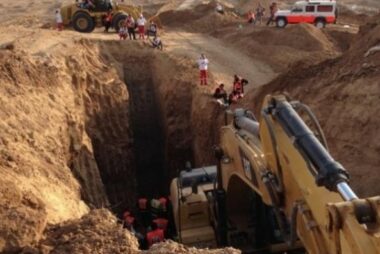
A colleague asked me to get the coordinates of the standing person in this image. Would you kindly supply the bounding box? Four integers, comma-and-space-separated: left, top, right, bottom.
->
119, 23, 127, 40
126, 15, 136, 40
55, 9, 63, 31
197, 54, 209, 86
266, 2, 277, 26
147, 21, 158, 39
247, 10, 255, 24
136, 14, 147, 40
104, 10, 113, 32
256, 3, 265, 25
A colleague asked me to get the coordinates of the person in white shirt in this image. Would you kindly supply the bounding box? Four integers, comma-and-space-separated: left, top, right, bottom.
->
197, 54, 209, 85
55, 9, 63, 31
136, 14, 147, 40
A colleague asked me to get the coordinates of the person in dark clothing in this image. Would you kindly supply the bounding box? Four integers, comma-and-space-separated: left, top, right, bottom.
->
213, 83, 228, 104
147, 21, 158, 38
126, 16, 136, 40
266, 2, 277, 26
103, 11, 113, 32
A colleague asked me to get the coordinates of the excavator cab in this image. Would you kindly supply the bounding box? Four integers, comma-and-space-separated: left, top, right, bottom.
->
170, 165, 218, 248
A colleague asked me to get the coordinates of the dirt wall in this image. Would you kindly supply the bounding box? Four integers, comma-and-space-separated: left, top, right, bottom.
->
0, 38, 139, 251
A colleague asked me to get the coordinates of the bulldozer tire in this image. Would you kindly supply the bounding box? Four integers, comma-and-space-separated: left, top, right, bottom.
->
112, 14, 127, 32
72, 12, 95, 33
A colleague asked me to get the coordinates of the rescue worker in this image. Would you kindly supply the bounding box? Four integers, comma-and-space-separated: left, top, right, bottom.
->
149, 36, 163, 50
146, 223, 165, 247
147, 21, 158, 38
213, 83, 228, 104
123, 210, 131, 221
247, 10, 255, 24
158, 197, 168, 214
228, 91, 239, 104
119, 24, 127, 40
266, 2, 278, 26
197, 54, 209, 86
138, 198, 151, 227
136, 14, 147, 40
256, 3, 265, 24
126, 15, 136, 40
104, 10, 113, 32
55, 9, 63, 31
153, 218, 169, 237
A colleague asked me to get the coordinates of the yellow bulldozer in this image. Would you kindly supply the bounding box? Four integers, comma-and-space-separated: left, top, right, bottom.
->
170, 95, 380, 253
60, 0, 141, 33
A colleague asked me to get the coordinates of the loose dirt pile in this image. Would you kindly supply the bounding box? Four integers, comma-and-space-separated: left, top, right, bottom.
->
28, 209, 139, 254
245, 16, 380, 197
158, 1, 241, 33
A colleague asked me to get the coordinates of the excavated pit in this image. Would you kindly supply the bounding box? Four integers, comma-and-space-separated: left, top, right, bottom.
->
125, 68, 167, 198
84, 41, 220, 215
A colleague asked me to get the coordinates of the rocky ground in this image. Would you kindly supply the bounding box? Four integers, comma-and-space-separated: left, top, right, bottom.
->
0, 0, 379, 253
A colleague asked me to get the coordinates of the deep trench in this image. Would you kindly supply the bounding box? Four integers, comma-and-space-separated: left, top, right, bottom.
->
125, 69, 168, 198
85, 44, 206, 215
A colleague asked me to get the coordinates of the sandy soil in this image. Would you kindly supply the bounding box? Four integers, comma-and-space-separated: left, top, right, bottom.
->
0, 0, 379, 253
162, 30, 276, 89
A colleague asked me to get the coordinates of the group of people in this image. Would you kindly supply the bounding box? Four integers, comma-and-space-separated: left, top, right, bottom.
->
122, 197, 172, 249
196, 53, 249, 106
105, 13, 162, 49
213, 75, 249, 106
246, 2, 277, 25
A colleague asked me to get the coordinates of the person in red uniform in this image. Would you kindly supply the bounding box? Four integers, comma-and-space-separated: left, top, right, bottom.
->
233, 75, 242, 94
138, 198, 150, 227
146, 223, 164, 247
104, 10, 113, 32
153, 218, 169, 231
197, 54, 209, 86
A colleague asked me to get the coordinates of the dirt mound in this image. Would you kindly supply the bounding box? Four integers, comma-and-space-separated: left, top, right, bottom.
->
0, 180, 46, 253
146, 240, 240, 254
213, 23, 339, 72
244, 16, 380, 197
30, 209, 139, 254
158, 2, 241, 33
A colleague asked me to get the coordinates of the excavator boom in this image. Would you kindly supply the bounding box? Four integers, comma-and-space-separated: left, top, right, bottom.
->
171, 95, 380, 253
216, 95, 380, 253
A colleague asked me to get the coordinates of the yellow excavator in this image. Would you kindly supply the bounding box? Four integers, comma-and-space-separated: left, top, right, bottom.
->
170, 95, 380, 253
60, 0, 141, 33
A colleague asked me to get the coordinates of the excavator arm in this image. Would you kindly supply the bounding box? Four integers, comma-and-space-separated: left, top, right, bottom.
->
216, 95, 380, 253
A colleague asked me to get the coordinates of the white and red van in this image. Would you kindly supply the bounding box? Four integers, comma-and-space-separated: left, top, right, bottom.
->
275, 0, 337, 28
